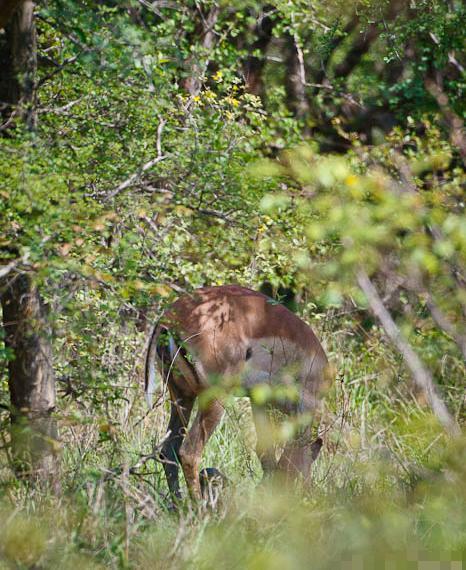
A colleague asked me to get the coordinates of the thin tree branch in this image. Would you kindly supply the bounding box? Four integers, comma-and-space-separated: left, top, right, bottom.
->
0, 259, 19, 279
37, 97, 84, 114
333, 0, 405, 81
422, 293, 466, 361
105, 118, 167, 201
35, 53, 82, 89
105, 155, 167, 201
284, 30, 310, 120
314, 13, 359, 85
357, 269, 460, 436
333, 23, 379, 79
425, 77, 466, 167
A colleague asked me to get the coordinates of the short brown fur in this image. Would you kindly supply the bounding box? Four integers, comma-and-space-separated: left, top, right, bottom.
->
146, 285, 329, 501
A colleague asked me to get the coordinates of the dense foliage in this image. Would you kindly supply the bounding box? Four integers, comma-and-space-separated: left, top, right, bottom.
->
1, 0, 465, 567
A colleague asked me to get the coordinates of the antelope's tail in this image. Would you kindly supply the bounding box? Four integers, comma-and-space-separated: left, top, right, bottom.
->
144, 324, 176, 409
144, 324, 161, 409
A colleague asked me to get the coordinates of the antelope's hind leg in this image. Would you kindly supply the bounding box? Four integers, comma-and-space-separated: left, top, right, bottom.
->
277, 427, 322, 483
251, 403, 278, 477
160, 389, 195, 501
252, 401, 321, 482
277, 389, 323, 482
179, 399, 224, 501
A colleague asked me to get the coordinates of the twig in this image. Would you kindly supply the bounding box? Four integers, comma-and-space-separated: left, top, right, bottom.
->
37, 97, 84, 114
35, 53, 82, 89
197, 208, 236, 222
156, 117, 166, 157
0, 105, 20, 131
106, 118, 167, 201
0, 251, 31, 281
0, 260, 18, 279
138, 0, 183, 17
425, 77, 466, 166
356, 269, 460, 436
305, 82, 365, 109
106, 155, 167, 200
423, 294, 466, 361
447, 52, 464, 74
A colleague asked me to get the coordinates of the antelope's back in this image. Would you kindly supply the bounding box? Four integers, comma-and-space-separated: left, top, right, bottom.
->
162, 285, 328, 392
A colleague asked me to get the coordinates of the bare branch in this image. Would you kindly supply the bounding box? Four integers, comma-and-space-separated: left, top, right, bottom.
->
156, 116, 166, 157
0, 260, 18, 279
333, 23, 379, 79
105, 118, 167, 201
314, 13, 359, 85
285, 30, 310, 120
37, 97, 84, 114
35, 53, 82, 89
425, 78, 466, 167
447, 51, 464, 74
333, 0, 405, 81
357, 269, 460, 436
422, 293, 466, 361
105, 155, 167, 201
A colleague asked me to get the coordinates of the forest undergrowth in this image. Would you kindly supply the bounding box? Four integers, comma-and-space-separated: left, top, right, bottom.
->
1, 1, 465, 568
1, 313, 464, 569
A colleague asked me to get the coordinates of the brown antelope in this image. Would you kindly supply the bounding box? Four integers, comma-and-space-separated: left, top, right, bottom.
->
145, 285, 329, 501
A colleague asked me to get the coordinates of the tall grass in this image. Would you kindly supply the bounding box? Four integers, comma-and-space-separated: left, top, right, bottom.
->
1, 316, 464, 568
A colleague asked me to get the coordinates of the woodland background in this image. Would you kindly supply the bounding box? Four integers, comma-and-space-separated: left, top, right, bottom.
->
0, 1, 465, 568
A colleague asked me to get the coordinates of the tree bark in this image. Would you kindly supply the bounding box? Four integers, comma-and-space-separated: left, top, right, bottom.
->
0, 0, 23, 29
333, 0, 405, 81
1, 274, 59, 486
313, 13, 359, 86
243, 6, 274, 99
333, 22, 379, 80
0, 0, 59, 487
183, 5, 220, 96
0, 0, 36, 128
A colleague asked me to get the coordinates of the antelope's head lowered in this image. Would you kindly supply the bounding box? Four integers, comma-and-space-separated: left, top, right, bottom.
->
145, 285, 330, 502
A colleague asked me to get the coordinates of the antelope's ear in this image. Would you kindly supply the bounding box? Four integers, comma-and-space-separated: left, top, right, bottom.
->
310, 437, 323, 462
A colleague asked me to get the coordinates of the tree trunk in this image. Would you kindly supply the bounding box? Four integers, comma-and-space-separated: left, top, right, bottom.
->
243, 6, 274, 100
182, 5, 220, 96
0, 0, 24, 30
0, 0, 59, 488
0, 0, 36, 128
1, 274, 59, 486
